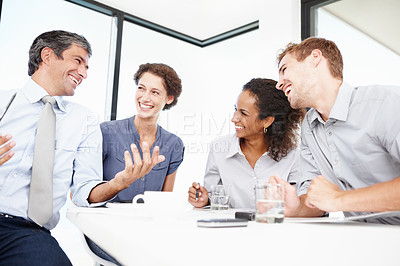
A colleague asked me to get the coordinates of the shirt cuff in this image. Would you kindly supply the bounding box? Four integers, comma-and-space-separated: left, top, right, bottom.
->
297, 181, 311, 196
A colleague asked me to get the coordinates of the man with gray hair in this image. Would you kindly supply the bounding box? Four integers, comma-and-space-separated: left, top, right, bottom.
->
0, 30, 164, 264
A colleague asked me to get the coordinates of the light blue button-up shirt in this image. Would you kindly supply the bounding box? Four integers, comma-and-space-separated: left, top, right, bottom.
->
299, 82, 400, 224
0, 79, 103, 230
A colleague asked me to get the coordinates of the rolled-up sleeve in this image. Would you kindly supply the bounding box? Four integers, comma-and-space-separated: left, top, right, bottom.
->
298, 120, 321, 196
376, 94, 400, 163
70, 111, 105, 207
167, 138, 185, 176
286, 149, 301, 193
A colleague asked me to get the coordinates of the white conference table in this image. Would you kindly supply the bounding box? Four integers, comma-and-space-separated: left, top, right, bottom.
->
67, 203, 400, 266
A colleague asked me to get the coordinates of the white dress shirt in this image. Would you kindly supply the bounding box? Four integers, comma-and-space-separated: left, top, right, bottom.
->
203, 134, 299, 210
0, 79, 104, 229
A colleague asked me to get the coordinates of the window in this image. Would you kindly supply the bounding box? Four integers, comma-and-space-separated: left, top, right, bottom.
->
117, 21, 264, 188
302, 0, 400, 86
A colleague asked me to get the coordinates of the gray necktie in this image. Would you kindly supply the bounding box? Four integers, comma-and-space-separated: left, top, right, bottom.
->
28, 96, 56, 227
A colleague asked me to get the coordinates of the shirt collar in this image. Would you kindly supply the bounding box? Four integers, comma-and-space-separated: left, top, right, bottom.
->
129, 116, 141, 141
307, 82, 354, 129
21, 79, 66, 112
226, 135, 242, 158
225, 135, 269, 159
328, 82, 354, 122
307, 108, 322, 129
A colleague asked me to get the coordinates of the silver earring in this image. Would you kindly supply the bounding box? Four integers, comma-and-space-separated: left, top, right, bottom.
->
264, 127, 268, 134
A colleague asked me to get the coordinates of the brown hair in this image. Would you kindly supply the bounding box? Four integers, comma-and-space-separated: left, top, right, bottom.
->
242, 78, 305, 162
277, 37, 343, 80
134, 63, 182, 110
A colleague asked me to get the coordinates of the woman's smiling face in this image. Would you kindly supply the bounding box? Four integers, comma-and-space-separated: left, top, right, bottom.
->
231, 90, 265, 139
135, 72, 174, 119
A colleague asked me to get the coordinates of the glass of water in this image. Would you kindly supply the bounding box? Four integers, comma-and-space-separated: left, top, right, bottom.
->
255, 182, 284, 223
210, 185, 230, 210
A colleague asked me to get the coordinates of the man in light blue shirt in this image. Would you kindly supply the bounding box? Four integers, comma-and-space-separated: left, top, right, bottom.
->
0, 30, 165, 265
274, 37, 400, 224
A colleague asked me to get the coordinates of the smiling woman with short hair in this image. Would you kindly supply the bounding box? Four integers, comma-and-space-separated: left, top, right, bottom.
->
101, 63, 184, 202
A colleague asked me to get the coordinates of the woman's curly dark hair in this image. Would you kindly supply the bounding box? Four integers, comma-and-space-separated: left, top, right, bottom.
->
134, 63, 182, 110
242, 78, 305, 161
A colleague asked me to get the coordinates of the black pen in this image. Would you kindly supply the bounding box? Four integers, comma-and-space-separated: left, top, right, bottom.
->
196, 182, 200, 200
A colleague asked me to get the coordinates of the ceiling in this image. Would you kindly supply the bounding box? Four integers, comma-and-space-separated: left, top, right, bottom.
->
322, 0, 400, 56
94, 0, 261, 41
90, 0, 399, 54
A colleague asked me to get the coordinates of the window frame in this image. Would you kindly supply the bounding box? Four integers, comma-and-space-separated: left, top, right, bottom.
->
300, 0, 340, 40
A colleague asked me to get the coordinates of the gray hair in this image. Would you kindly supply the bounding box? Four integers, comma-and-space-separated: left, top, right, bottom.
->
28, 30, 92, 76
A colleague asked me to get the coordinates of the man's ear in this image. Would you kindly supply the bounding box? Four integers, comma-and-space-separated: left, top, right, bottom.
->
41, 47, 53, 65
311, 49, 323, 67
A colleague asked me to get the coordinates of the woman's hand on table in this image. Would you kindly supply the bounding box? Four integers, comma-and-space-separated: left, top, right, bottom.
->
188, 182, 209, 208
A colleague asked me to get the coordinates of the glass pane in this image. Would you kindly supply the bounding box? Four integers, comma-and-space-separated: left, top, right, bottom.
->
316, 5, 400, 86
117, 21, 265, 193
0, 0, 112, 121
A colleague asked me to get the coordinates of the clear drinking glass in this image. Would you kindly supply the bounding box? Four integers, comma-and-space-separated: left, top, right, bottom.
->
210, 185, 230, 210
255, 182, 284, 223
